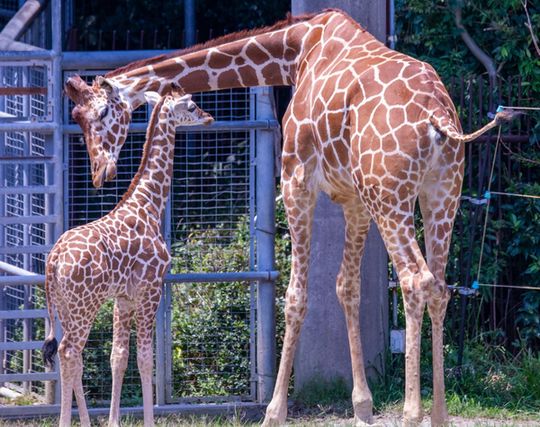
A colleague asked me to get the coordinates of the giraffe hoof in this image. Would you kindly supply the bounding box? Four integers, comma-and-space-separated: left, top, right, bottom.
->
353, 396, 373, 425
355, 417, 383, 427
261, 416, 284, 427
402, 416, 424, 427
431, 414, 449, 427
262, 404, 286, 427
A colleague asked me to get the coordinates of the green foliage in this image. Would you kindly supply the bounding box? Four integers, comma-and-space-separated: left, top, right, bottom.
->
165, 195, 291, 399
371, 338, 540, 419
396, 0, 540, 83
398, 0, 540, 349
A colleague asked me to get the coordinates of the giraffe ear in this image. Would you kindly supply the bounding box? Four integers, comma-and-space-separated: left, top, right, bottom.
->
96, 76, 118, 96
143, 91, 161, 106
179, 94, 192, 104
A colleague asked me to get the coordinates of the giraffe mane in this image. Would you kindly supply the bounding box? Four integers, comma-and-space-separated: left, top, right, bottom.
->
111, 95, 168, 212
105, 9, 345, 78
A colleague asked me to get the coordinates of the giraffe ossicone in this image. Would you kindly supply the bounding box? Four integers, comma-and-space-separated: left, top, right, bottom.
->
64, 8, 516, 427
42, 89, 212, 427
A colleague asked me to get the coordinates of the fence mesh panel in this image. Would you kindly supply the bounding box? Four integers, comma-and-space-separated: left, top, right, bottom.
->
0, 61, 51, 398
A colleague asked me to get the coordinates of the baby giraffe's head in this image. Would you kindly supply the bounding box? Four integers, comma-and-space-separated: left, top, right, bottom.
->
143, 88, 214, 128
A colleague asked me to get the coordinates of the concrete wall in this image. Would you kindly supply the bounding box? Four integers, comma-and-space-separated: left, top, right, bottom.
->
292, 0, 387, 41
291, 0, 389, 392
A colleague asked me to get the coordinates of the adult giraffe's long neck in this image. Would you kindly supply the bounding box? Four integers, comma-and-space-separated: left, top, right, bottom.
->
106, 11, 344, 109
115, 98, 175, 220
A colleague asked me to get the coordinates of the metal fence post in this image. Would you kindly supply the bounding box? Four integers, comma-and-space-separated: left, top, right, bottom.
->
155, 183, 172, 406
254, 87, 276, 403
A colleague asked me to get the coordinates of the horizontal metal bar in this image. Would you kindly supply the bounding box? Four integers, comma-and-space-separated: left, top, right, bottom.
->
0, 50, 56, 60
0, 155, 55, 164
0, 401, 265, 419
0, 260, 37, 276
165, 271, 279, 283
0, 121, 57, 132
0, 214, 57, 225
0, 275, 45, 286
62, 50, 174, 70
0, 185, 58, 195
63, 120, 279, 135
0, 271, 280, 286
0, 87, 47, 96
0, 245, 53, 255
0, 372, 57, 383
0, 340, 44, 351
0, 309, 47, 320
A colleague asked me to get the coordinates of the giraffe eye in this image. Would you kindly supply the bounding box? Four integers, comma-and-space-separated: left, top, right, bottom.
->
98, 106, 109, 120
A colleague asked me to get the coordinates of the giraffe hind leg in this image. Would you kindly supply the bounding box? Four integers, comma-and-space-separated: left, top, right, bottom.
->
362, 195, 432, 425
135, 284, 162, 427
419, 175, 460, 426
108, 297, 135, 427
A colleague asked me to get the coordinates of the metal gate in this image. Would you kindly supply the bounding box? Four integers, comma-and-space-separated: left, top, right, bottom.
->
0, 0, 278, 418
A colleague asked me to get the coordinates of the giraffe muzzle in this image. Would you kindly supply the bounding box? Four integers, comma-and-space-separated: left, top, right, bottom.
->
202, 113, 214, 125
92, 159, 117, 188
105, 160, 117, 182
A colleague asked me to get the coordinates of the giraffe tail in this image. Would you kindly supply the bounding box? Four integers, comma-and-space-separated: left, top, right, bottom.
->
430, 108, 520, 143
42, 261, 58, 369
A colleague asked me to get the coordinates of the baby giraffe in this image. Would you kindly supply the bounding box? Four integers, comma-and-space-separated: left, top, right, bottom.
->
42, 88, 213, 427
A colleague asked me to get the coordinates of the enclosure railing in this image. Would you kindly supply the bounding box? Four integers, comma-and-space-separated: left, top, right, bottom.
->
0, 0, 279, 418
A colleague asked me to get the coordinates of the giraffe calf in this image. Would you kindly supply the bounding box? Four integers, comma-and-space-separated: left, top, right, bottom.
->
42, 88, 213, 427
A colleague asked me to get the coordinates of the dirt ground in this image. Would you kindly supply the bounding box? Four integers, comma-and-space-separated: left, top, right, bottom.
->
2, 412, 540, 427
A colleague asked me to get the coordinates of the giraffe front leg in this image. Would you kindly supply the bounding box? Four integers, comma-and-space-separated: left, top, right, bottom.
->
336, 200, 374, 426
109, 298, 135, 427
262, 179, 317, 427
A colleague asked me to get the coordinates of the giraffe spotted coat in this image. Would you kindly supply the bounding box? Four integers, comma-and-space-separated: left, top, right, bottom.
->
43, 90, 213, 427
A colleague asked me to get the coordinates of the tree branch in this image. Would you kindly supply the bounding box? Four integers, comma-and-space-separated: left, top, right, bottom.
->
453, 4, 497, 87
522, 0, 540, 58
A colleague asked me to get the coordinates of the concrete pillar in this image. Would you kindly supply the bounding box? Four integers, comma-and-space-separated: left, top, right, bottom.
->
292, 0, 389, 392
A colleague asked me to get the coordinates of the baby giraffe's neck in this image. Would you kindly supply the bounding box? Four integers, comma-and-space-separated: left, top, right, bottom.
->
116, 99, 176, 221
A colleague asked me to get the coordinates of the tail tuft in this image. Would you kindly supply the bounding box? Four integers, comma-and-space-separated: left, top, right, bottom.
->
42, 337, 58, 368
495, 109, 522, 125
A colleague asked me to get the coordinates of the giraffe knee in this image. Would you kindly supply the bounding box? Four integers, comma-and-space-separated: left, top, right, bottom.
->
137, 351, 153, 376
427, 280, 450, 317
284, 287, 307, 324
401, 269, 434, 295
336, 272, 360, 309
111, 346, 129, 371
58, 340, 76, 361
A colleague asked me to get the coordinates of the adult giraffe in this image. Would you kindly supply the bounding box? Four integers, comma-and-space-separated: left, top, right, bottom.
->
65, 9, 515, 426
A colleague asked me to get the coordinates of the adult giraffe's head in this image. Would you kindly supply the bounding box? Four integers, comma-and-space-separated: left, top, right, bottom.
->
65, 75, 132, 188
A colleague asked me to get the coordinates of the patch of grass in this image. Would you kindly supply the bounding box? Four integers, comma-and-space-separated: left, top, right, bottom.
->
371, 336, 540, 422
293, 376, 350, 407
